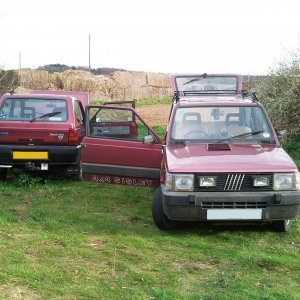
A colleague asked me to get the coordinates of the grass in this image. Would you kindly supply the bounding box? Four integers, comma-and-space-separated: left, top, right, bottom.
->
0, 173, 299, 299
0, 101, 299, 298
90, 97, 172, 107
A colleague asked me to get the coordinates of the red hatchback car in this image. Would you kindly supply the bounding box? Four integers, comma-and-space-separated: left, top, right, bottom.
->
0, 92, 86, 179
80, 74, 300, 232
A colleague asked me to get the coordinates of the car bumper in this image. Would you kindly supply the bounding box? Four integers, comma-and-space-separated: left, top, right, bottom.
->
0, 145, 81, 167
161, 185, 300, 221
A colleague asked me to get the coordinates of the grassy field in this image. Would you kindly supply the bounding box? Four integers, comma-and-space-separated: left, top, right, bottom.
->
0, 100, 299, 299
0, 171, 299, 300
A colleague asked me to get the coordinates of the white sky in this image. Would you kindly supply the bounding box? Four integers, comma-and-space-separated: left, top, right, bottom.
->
1, 0, 299, 74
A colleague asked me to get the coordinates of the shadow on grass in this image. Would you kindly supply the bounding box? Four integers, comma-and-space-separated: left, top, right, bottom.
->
173, 220, 275, 234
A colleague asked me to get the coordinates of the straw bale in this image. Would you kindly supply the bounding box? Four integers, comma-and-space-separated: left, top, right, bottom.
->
146, 72, 170, 88
17, 69, 173, 101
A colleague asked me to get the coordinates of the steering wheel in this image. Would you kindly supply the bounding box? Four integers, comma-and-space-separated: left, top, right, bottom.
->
184, 130, 209, 139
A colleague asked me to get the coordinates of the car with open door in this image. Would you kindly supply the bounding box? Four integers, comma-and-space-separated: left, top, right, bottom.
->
81, 74, 300, 232
0, 92, 86, 180
81, 103, 162, 187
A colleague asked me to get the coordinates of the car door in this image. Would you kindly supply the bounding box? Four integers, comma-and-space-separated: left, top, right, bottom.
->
81, 105, 162, 187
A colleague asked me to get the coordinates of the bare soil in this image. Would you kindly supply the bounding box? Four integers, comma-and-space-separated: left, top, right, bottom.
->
137, 104, 171, 126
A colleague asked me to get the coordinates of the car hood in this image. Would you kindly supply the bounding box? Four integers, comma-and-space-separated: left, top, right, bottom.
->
166, 143, 298, 173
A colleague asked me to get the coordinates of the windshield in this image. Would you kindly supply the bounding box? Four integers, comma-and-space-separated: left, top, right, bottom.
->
175, 75, 238, 93
0, 98, 68, 122
170, 106, 275, 144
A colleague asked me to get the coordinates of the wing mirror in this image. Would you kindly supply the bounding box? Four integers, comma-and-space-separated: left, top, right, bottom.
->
143, 135, 155, 144
276, 129, 288, 139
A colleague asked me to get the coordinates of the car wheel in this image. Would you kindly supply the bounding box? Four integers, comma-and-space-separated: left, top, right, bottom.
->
0, 168, 8, 181
272, 219, 293, 232
67, 163, 82, 181
152, 187, 177, 230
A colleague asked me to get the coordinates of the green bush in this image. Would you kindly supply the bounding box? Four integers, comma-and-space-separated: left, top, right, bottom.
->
255, 50, 300, 136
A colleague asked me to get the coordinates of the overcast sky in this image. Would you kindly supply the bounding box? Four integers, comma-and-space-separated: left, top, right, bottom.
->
1, 0, 299, 74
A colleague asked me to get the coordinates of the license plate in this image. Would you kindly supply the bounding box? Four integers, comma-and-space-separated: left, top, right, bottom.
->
207, 209, 262, 220
13, 151, 48, 160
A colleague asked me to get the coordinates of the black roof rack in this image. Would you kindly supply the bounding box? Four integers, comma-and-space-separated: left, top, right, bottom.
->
173, 90, 259, 103
173, 90, 242, 103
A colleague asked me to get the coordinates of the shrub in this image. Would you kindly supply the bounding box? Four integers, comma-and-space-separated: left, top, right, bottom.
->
255, 49, 300, 136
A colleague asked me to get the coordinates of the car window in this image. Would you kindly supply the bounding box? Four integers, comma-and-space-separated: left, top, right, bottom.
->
171, 106, 274, 143
0, 98, 68, 122
175, 76, 238, 93
88, 107, 156, 142
74, 100, 83, 125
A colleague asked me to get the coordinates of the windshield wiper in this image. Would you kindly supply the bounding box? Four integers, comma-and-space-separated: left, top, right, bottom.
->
217, 131, 264, 143
30, 112, 61, 123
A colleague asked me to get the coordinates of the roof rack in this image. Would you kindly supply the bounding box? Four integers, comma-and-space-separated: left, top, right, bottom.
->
173, 90, 242, 103
173, 90, 260, 103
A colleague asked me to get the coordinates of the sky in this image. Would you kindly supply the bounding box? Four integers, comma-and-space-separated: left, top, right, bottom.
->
1, 0, 299, 75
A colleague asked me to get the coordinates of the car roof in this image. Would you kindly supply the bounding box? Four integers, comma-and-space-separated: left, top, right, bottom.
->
1, 93, 72, 101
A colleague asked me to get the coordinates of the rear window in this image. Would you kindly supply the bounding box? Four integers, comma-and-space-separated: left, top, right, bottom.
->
175, 75, 238, 93
0, 98, 68, 122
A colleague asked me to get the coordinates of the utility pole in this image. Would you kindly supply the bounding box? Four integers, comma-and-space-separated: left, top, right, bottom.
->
19, 52, 22, 69
88, 34, 91, 72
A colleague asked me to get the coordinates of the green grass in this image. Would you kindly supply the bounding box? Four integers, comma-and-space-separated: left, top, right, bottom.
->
90, 97, 172, 107
0, 173, 299, 299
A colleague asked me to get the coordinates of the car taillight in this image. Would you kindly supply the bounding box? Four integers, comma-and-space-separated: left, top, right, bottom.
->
68, 128, 78, 145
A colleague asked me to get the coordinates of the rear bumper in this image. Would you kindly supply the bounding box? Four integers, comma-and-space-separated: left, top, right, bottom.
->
0, 145, 81, 167
161, 185, 300, 221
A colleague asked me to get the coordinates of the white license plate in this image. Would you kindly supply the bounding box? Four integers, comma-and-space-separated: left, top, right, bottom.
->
207, 209, 262, 220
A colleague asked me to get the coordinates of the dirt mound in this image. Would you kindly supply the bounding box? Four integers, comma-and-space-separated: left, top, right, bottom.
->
137, 104, 171, 126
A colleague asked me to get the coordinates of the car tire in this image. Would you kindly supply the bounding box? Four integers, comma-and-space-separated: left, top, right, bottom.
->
152, 187, 177, 230
0, 168, 8, 181
272, 219, 293, 232
67, 162, 82, 181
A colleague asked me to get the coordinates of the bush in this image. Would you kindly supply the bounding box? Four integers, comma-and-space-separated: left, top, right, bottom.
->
255, 49, 300, 136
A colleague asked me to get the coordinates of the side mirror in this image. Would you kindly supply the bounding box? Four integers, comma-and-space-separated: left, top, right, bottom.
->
143, 135, 154, 144
277, 129, 288, 139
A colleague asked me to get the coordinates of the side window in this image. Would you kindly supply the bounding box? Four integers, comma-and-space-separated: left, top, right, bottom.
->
74, 101, 83, 125
88, 107, 156, 142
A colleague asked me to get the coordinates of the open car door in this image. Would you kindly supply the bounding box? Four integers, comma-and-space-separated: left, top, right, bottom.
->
81, 105, 162, 187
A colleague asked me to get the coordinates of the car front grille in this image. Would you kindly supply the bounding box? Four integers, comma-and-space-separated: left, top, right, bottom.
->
195, 173, 273, 192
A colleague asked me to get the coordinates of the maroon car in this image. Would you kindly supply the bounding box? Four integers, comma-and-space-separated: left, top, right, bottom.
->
80, 74, 300, 232
0, 92, 86, 179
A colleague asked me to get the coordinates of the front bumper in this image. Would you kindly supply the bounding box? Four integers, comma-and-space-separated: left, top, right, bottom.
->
0, 145, 81, 168
161, 185, 300, 221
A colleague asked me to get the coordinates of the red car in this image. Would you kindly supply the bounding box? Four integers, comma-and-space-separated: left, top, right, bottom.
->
80, 74, 300, 232
0, 91, 86, 179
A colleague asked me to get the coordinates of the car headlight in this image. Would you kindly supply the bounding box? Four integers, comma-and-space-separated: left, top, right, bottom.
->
274, 173, 296, 191
174, 174, 194, 191
296, 171, 300, 190
164, 171, 194, 191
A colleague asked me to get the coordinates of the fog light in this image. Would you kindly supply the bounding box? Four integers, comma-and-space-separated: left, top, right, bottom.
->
253, 176, 269, 187
199, 176, 217, 187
